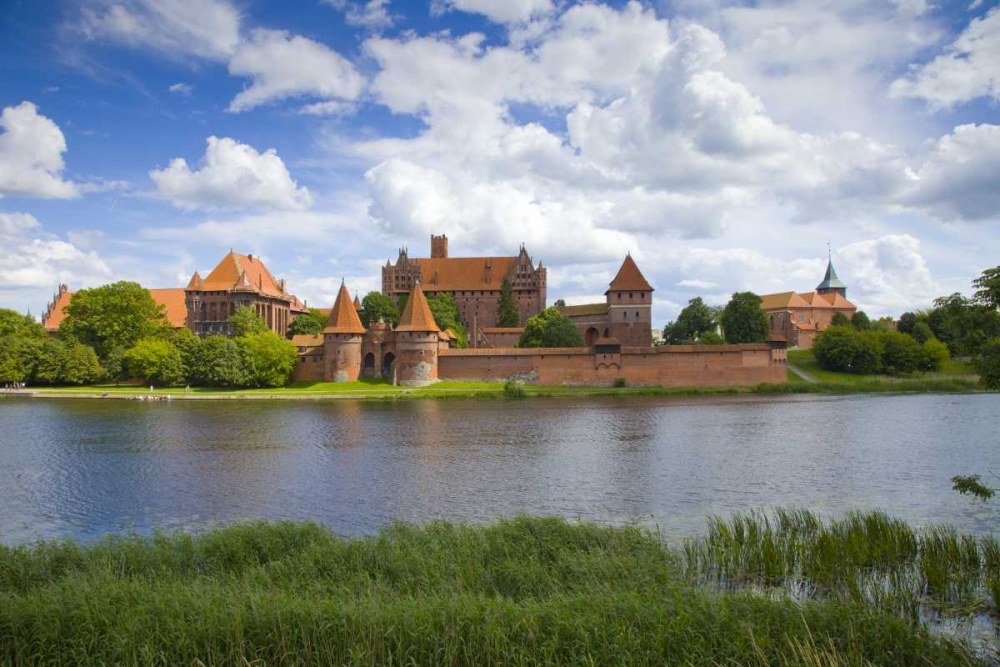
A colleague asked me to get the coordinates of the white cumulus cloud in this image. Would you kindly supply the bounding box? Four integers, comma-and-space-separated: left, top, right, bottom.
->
0, 101, 78, 199
433, 0, 554, 24
78, 0, 241, 61
890, 6, 1000, 110
149, 136, 313, 211
228, 29, 365, 112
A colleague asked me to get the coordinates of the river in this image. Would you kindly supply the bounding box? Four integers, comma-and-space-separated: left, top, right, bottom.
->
1, 393, 998, 544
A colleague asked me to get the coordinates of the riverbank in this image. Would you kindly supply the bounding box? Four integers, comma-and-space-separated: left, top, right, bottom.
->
0, 515, 985, 666
4, 374, 984, 401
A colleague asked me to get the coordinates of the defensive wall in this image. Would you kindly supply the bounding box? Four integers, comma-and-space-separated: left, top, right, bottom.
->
437, 342, 787, 387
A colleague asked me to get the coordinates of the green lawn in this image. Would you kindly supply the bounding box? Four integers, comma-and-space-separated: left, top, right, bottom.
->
786, 349, 977, 384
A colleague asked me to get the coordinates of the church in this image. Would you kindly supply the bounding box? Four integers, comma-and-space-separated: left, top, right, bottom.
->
759, 257, 857, 349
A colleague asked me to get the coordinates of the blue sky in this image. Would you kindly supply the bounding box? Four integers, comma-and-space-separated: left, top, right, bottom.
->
1, 0, 998, 327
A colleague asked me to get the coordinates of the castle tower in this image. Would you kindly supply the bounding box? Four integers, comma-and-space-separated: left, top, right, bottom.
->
323, 281, 366, 383
606, 254, 654, 347
815, 256, 848, 299
393, 282, 440, 387
430, 234, 448, 258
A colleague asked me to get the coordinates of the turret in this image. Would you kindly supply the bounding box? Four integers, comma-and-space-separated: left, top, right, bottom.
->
606, 254, 654, 347
393, 282, 440, 387
323, 281, 366, 382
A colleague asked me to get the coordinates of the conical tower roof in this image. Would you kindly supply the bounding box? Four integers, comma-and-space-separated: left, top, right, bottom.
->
606, 253, 653, 293
353, 295, 362, 310
816, 258, 847, 291
396, 282, 440, 332
184, 271, 203, 291
323, 281, 366, 334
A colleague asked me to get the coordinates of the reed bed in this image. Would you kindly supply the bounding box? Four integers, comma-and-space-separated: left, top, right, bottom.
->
0, 516, 980, 666
684, 508, 1000, 623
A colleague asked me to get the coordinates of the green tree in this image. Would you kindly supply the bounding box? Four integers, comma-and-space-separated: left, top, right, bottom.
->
929, 294, 1000, 356
0, 337, 41, 383
188, 336, 248, 387
125, 339, 185, 386
553, 299, 566, 308
851, 311, 871, 331
830, 312, 850, 328
910, 321, 935, 344
239, 332, 298, 388
426, 293, 468, 348
496, 279, 520, 327
33, 339, 68, 385
813, 327, 883, 375
361, 292, 400, 327
917, 338, 950, 373
972, 266, 1000, 310
102, 346, 129, 386
59, 282, 169, 360
897, 312, 917, 335
872, 316, 895, 332
60, 343, 104, 385
720, 292, 769, 344
663, 297, 716, 344
699, 330, 725, 345
0, 309, 45, 338
518, 308, 585, 348
288, 308, 326, 337
229, 306, 269, 337
975, 338, 1000, 390
878, 330, 921, 375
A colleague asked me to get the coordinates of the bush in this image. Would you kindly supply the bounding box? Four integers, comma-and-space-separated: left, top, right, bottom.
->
239, 332, 298, 388
879, 330, 921, 375
503, 380, 526, 399
125, 338, 186, 386
910, 321, 934, 344
614, 377, 627, 388
519, 308, 585, 348
976, 338, 1000, 390
813, 327, 882, 375
918, 339, 949, 373
188, 336, 249, 387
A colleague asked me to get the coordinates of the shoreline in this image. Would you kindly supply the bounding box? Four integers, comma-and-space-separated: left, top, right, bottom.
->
2, 377, 986, 401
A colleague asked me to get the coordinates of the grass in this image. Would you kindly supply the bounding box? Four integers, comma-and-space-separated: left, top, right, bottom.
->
0, 516, 982, 666
787, 350, 978, 385
683, 508, 1000, 623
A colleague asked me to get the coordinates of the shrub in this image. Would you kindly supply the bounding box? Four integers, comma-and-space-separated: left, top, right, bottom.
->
910, 321, 934, 344
613, 377, 627, 388
813, 326, 882, 375
503, 380, 526, 399
239, 332, 298, 388
975, 338, 1000, 390
125, 338, 185, 386
917, 339, 949, 373
879, 330, 921, 375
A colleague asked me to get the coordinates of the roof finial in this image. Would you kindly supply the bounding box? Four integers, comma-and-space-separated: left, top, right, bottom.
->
827, 240, 831, 260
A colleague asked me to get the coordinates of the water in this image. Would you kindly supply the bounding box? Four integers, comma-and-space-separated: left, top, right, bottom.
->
1, 393, 998, 544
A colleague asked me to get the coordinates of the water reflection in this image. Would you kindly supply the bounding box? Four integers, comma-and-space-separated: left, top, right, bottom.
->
0, 393, 998, 544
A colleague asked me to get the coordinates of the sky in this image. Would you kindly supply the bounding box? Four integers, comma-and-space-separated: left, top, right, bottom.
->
0, 0, 998, 329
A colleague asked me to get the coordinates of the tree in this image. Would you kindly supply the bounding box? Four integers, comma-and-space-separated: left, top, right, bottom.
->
102, 346, 129, 386
0, 337, 41, 383
830, 312, 850, 328
911, 321, 935, 344
976, 338, 1000, 390
720, 292, 769, 344
973, 266, 1000, 310
917, 338, 949, 373
0, 309, 45, 338
187, 336, 248, 387
699, 330, 725, 345
519, 308, 585, 348
229, 306, 269, 336
851, 311, 871, 331
33, 339, 68, 385
60, 344, 104, 385
663, 297, 717, 344
426, 293, 468, 348
125, 339, 185, 386
239, 332, 298, 388
878, 330, 921, 375
496, 279, 520, 327
897, 312, 917, 335
553, 299, 566, 308
872, 316, 895, 332
361, 292, 399, 327
813, 327, 883, 375
59, 282, 169, 360
288, 308, 326, 337
929, 293, 1000, 356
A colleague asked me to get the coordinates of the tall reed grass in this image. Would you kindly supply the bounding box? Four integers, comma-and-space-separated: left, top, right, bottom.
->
0, 516, 980, 666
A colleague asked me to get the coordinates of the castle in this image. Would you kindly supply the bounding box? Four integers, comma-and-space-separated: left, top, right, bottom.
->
759, 257, 856, 349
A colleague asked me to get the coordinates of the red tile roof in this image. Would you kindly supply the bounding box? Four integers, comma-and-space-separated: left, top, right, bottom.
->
196, 252, 291, 300
42, 288, 74, 332
323, 282, 366, 334
607, 254, 652, 292
396, 283, 440, 332
148, 288, 188, 328
557, 303, 607, 317
411, 256, 517, 292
